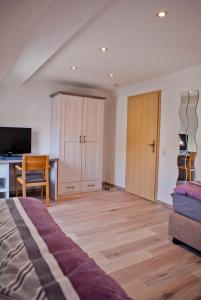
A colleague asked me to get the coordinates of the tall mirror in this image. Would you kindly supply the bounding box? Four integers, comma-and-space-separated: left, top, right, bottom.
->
177, 90, 199, 184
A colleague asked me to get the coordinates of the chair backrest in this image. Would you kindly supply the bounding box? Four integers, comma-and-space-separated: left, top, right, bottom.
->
190, 152, 196, 160
189, 152, 196, 169
22, 155, 49, 172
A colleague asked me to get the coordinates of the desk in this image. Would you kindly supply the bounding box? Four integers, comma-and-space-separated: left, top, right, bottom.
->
0, 157, 58, 200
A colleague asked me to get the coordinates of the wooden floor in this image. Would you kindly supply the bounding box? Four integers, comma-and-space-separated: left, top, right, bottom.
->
48, 190, 201, 300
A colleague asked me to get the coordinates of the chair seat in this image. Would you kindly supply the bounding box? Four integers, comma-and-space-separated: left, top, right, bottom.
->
18, 173, 46, 183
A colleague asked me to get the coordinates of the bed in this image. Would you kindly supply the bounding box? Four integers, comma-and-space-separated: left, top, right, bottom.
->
168, 182, 201, 252
0, 197, 132, 300
172, 192, 201, 223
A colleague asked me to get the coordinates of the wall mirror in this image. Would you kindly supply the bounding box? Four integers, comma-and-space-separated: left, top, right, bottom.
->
177, 90, 199, 184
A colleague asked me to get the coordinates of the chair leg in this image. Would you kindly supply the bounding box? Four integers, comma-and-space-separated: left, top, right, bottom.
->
22, 185, 26, 197
41, 187, 44, 198
15, 180, 18, 197
45, 183, 50, 207
189, 169, 192, 181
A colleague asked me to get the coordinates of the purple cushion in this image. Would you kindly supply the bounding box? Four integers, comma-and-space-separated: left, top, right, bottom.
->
174, 182, 201, 201
18, 174, 46, 183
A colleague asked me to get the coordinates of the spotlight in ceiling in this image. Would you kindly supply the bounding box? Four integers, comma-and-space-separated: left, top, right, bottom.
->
156, 10, 168, 18
70, 65, 77, 70
100, 47, 108, 52
109, 73, 114, 78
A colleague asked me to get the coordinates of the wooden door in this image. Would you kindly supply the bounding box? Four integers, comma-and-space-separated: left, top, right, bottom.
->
59, 96, 83, 183
126, 91, 160, 202
82, 98, 104, 181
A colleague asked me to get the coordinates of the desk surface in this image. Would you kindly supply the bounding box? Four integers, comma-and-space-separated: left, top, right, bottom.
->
0, 156, 59, 164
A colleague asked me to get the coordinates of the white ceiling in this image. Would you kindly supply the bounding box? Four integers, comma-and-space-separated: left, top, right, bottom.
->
1, 0, 201, 90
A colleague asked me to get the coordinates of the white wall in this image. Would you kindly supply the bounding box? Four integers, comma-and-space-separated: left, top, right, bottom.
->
0, 82, 111, 180
104, 65, 201, 205
1, 65, 201, 204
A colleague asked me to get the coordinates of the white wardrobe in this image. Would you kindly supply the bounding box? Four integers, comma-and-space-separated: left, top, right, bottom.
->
50, 92, 105, 195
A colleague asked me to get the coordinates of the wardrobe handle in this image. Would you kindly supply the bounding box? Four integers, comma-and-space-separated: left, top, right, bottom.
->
84, 136, 86, 143
79, 136, 82, 143
66, 186, 75, 189
88, 184, 95, 187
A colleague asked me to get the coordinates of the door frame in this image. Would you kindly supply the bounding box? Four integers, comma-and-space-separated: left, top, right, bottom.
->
126, 90, 161, 203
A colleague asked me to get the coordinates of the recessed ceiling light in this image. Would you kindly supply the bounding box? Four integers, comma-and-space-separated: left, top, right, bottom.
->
156, 10, 168, 18
100, 47, 108, 52
70, 65, 77, 70
109, 73, 114, 78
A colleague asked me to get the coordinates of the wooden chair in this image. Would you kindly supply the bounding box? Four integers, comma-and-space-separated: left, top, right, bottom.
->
178, 152, 196, 181
13, 155, 50, 207
187, 152, 196, 181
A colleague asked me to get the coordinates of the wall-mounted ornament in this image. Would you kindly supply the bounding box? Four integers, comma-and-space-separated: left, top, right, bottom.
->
177, 90, 199, 184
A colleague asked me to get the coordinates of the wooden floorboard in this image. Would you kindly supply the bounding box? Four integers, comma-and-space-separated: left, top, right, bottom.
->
48, 190, 201, 300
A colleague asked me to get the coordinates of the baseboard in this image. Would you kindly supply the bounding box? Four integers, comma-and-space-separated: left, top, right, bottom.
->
103, 184, 173, 209
157, 199, 173, 209
102, 182, 125, 191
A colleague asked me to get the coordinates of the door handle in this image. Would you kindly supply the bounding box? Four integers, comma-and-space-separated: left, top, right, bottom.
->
147, 140, 155, 153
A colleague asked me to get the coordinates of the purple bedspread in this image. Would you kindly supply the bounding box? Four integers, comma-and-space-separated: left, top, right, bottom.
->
0, 197, 132, 300
174, 182, 201, 201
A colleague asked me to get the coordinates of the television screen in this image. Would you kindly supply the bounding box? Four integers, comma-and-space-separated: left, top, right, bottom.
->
0, 127, 31, 155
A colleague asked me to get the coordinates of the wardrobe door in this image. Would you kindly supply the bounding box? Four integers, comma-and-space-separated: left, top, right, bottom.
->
59, 96, 83, 186
81, 98, 104, 183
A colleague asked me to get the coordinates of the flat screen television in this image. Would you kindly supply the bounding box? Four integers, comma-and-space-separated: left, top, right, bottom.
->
0, 127, 31, 156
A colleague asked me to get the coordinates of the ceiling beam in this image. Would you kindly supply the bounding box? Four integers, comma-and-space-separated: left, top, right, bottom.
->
0, 0, 116, 86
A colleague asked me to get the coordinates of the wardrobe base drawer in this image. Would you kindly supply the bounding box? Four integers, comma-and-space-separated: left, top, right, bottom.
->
58, 182, 80, 195
81, 180, 102, 192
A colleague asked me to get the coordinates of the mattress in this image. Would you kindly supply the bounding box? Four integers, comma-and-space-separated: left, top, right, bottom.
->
172, 193, 201, 223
